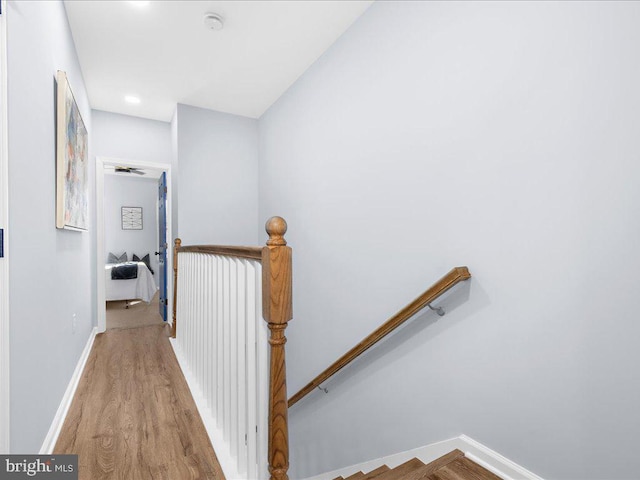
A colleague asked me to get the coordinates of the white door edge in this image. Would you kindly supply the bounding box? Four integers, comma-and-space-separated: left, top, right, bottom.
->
0, 0, 11, 454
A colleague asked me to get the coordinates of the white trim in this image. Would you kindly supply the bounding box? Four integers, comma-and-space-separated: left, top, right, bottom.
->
465, 452, 513, 480
459, 435, 543, 480
0, 0, 10, 454
301, 435, 542, 480
39, 327, 98, 454
169, 338, 245, 480
96, 156, 173, 333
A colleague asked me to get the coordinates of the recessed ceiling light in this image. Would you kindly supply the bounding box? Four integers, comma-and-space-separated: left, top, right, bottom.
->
129, 1, 150, 7
125, 95, 141, 104
204, 13, 224, 31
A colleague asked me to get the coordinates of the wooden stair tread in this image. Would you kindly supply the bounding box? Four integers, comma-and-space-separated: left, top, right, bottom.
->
372, 458, 426, 480
359, 465, 391, 479
343, 473, 365, 480
337, 465, 390, 480
397, 449, 466, 480
428, 457, 503, 480
353, 450, 503, 480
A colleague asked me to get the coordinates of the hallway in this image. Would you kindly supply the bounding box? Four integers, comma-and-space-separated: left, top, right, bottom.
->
54, 324, 225, 480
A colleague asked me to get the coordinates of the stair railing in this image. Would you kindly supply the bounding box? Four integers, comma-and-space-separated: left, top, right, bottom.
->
172, 217, 292, 480
288, 266, 471, 408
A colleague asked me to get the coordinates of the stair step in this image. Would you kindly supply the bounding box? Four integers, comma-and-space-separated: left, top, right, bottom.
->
391, 450, 466, 480
371, 458, 426, 480
359, 465, 391, 479
343, 472, 366, 480
428, 457, 503, 480
335, 464, 391, 480
340, 472, 364, 480
343, 449, 503, 480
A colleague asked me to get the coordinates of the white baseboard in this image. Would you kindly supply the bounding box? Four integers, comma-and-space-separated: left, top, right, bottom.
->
458, 435, 542, 480
301, 435, 542, 480
39, 327, 98, 454
169, 338, 244, 480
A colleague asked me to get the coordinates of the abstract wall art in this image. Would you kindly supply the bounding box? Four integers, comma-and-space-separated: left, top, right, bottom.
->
56, 70, 88, 231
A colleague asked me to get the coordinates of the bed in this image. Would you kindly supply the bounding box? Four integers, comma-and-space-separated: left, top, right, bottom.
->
105, 261, 158, 303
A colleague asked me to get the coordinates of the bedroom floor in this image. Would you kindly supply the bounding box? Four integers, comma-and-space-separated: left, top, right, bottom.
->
54, 324, 226, 480
106, 291, 165, 330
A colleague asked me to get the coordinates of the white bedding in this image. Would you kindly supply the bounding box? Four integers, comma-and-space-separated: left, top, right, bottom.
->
105, 261, 158, 303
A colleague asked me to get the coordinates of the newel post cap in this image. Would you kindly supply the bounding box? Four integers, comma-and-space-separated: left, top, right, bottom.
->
174, 238, 182, 247
266, 216, 287, 246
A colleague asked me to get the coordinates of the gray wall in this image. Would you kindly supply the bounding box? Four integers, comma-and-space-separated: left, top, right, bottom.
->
170, 108, 179, 238
259, 1, 640, 478
176, 104, 259, 245
104, 175, 159, 280
7, 0, 95, 453
92, 109, 171, 165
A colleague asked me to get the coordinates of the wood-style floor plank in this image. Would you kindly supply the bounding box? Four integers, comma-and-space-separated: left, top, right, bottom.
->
54, 324, 225, 480
404, 450, 465, 480
430, 457, 503, 480
373, 458, 426, 480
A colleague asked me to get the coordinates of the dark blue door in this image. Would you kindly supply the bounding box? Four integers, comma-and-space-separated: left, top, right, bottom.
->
157, 172, 168, 321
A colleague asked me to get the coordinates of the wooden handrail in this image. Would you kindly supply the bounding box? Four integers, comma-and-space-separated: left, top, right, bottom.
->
178, 244, 263, 260
287, 266, 471, 408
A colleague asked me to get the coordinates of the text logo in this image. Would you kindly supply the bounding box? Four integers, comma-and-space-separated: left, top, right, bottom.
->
0, 456, 77, 479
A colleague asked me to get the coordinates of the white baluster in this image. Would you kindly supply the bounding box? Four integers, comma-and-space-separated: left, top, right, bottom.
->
222, 256, 231, 441
245, 260, 258, 479
185, 253, 192, 366
236, 259, 248, 474
229, 258, 239, 458
207, 255, 216, 411
176, 252, 184, 350
202, 254, 211, 409
199, 253, 206, 390
189, 253, 196, 370
216, 255, 224, 428
255, 262, 269, 479
174, 252, 270, 479
194, 254, 201, 386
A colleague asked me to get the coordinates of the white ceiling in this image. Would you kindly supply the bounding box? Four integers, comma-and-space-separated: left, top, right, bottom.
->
64, 0, 373, 122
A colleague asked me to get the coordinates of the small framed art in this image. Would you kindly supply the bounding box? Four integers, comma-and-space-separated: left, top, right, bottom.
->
121, 207, 143, 230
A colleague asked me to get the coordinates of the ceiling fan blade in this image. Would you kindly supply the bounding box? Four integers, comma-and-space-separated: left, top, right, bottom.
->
114, 166, 146, 175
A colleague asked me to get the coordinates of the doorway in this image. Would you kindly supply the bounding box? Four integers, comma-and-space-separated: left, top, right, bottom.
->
96, 157, 173, 333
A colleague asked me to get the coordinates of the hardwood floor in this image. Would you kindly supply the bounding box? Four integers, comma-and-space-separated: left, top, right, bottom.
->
54, 324, 225, 480
106, 292, 164, 330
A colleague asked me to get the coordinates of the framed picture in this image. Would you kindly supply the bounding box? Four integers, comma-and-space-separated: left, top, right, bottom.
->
56, 70, 88, 231
122, 207, 143, 230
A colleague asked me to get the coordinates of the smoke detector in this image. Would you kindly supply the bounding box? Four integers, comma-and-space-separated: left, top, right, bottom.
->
204, 13, 224, 31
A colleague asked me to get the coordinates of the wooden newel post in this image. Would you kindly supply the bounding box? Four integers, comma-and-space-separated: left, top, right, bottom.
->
171, 238, 181, 338
262, 217, 293, 480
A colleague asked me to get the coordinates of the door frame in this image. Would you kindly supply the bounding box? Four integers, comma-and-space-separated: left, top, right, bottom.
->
96, 156, 173, 333
0, 0, 10, 454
